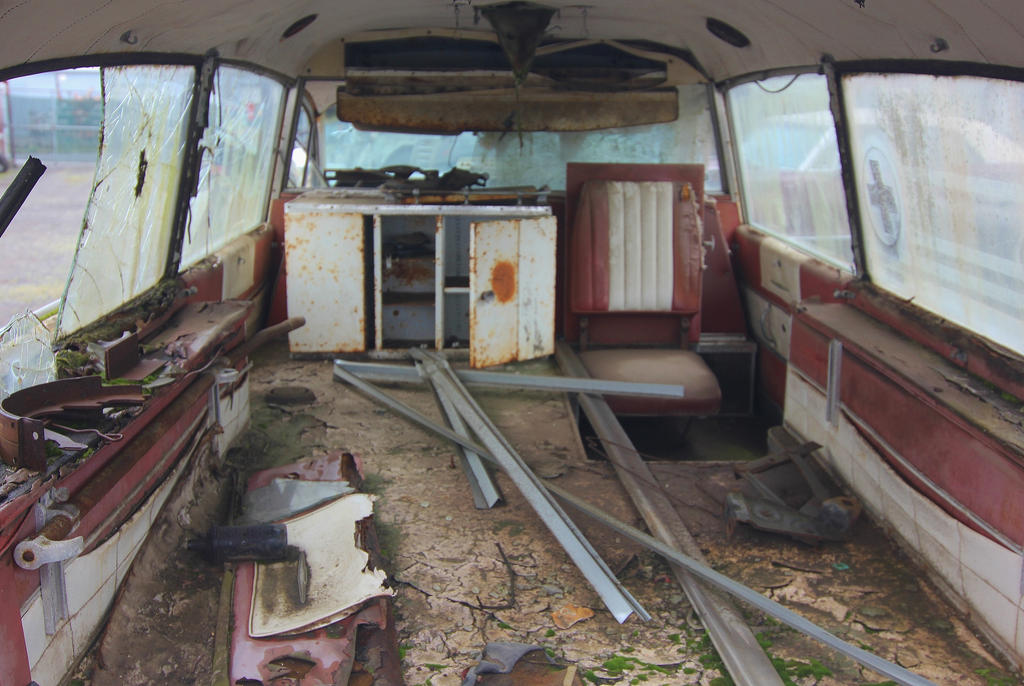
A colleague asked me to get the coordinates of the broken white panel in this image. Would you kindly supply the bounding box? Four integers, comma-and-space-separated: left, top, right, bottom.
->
249, 492, 392, 637
516, 217, 557, 361
285, 202, 366, 353
743, 288, 792, 359
470, 219, 519, 368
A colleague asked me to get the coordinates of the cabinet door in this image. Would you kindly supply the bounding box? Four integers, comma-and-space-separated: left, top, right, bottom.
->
285, 209, 366, 353
469, 217, 556, 367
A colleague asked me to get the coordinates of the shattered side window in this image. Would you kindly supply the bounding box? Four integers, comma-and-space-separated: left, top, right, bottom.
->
57, 65, 195, 337
181, 66, 284, 267
846, 73, 1024, 356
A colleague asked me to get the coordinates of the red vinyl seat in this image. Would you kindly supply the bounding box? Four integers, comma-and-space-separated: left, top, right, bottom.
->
567, 165, 721, 416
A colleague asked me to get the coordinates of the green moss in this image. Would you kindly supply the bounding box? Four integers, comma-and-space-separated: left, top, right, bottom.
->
975, 667, 1017, 686
360, 472, 392, 495
374, 521, 402, 566
54, 349, 96, 377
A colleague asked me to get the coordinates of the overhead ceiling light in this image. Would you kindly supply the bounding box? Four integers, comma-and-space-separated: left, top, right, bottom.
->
282, 14, 318, 40
706, 17, 750, 48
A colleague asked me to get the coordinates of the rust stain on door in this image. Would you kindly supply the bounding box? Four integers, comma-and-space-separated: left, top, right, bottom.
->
490, 260, 517, 303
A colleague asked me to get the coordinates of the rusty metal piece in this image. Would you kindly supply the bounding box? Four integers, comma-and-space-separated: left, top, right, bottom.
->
147, 301, 252, 367
0, 376, 144, 469
91, 330, 140, 379
728, 442, 862, 543
337, 88, 678, 133
470, 217, 556, 367
479, 2, 557, 81
230, 454, 402, 686
285, 193, 367, 354
724, 492, 862, 544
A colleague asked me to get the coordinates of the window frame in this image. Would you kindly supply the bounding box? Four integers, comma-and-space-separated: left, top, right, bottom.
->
176, 62, 289, 269
724, 68, 856, 272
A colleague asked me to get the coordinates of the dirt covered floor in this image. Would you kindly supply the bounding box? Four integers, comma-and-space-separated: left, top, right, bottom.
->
73, 342, 1019, 685
241, 344, 1017, 686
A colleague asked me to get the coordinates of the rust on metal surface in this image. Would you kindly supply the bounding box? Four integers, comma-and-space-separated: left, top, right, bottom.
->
337, 89, 678, 133
383, 256, 434, 289
490, 260, 517, 303
96, 331, 141, 379
147, 301, 251, 368
0, 376, 145, 469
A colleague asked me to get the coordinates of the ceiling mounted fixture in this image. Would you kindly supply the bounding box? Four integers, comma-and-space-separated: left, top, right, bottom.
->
282, 14, 318, 40
479, 1, 557, 82
706, 17, 750, 48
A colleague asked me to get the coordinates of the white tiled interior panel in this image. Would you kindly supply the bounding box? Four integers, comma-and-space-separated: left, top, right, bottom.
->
21, 451, 193, 685
784, 367, 1024, 664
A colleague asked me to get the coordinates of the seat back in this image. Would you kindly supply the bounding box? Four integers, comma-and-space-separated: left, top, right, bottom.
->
566, 163, 706, 347
571, 179, 702, 315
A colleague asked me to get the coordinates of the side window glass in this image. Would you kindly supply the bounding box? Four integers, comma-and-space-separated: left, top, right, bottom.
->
729, 74, 854, 270
58, 65, 194, 336
288, 103, 316, 187
181, 66, 284, 267
846, 73, 1024, 355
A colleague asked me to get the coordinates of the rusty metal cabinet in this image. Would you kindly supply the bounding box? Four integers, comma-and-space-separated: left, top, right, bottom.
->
285, 190, 555, 366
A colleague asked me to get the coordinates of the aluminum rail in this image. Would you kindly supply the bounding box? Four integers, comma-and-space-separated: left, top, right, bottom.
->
422, 362, 503, 509
555, 342, 783, 686
408, 349, 649, 623
546, 483, 934, 686
334, 359, 685, 399
330, 365, 935, 686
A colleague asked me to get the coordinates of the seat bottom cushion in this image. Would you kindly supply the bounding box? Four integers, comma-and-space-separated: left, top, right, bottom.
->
578, 348, 721, 416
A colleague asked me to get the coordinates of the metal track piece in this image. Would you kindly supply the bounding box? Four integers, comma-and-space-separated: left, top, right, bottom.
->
554, 342, 784, 686
334, 359, 686, 399
329, 364, 934, 686
409, 349, 649, 623
417, 360, 503, 509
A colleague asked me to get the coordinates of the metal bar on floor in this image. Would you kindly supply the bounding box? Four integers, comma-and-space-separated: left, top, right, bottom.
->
546, 482, 934, 686
409, 348, 649, 624
330, 364, 934, 686
334, 359, 685, 399
554, 342, 785, 686
417, 360, 503, 509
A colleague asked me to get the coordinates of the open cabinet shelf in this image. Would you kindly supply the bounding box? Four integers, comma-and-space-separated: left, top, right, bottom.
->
285, 190, 556, 366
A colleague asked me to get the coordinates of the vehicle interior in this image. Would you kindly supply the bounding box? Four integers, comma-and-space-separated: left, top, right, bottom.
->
0, 2, 1022, 685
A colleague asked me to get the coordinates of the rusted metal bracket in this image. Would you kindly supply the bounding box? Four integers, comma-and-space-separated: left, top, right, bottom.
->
0, 376, 145, 470
726, 442, 862, 544
15, 488, 84, 635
